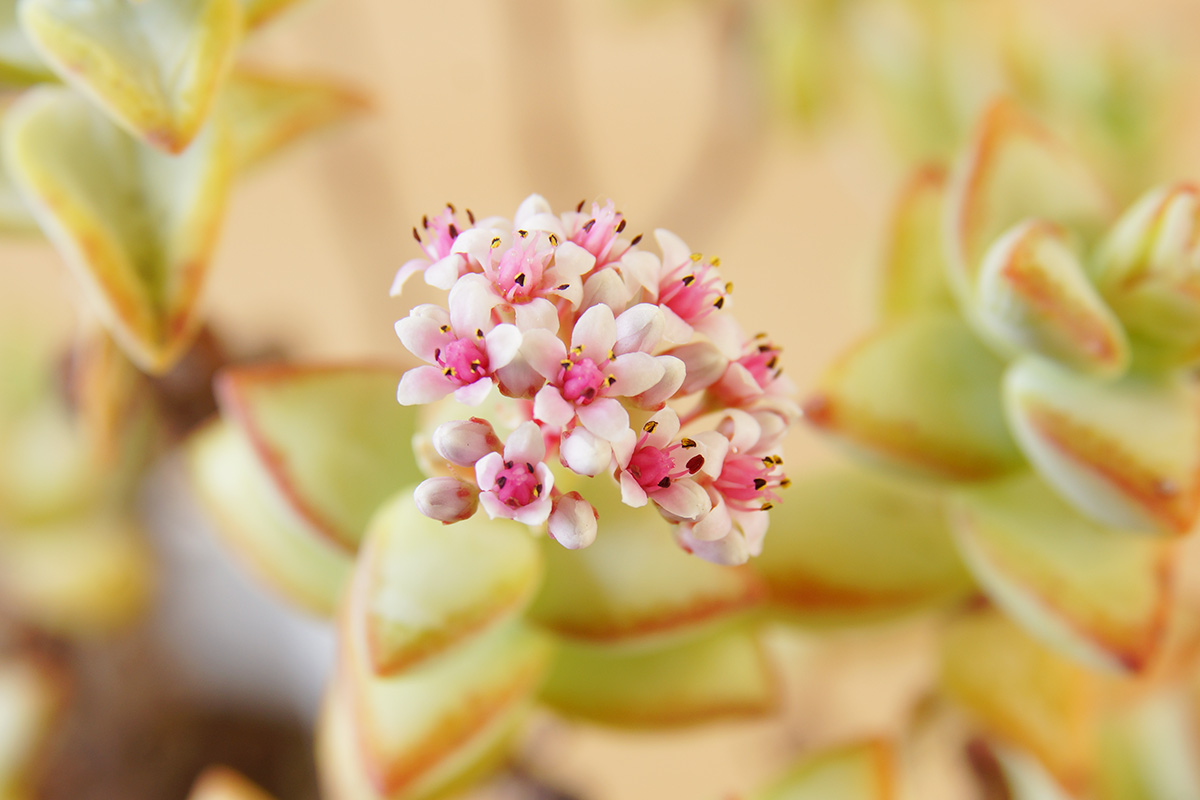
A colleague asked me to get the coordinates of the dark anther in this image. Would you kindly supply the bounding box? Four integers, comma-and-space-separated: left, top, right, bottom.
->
466, 208, 475, 224
681, 275, 695, 286
760, 502, 774, 511
448, 224, 459, 238
476, 328, 484, 339
606, 375, 617, 386
549, 233, 559, 246
447, 202, 456, 213
582, 219, 596, 233
561, 359, 573, 369
686, 455, 704, 473
440, 324, 451, 333
422, 214, 429, 229
514, 273, 526, 286
658, 477, 671, 488
681, 438, 697, 448
557, 283, 570, 290
505, 461, 514, 469
518, 229, 528, 238
526, 462, 535, 473
630, 234, 643, 246
497, 476, 507, 488
753, 478, 767, 490
412, 226, 422, 243
443, 367, 454, 377
758, 344, 773, 353
576, 199, 586, 213
616, 218, 627, 233
643, 420, 658, 433
713, 297, 725, 309
433, 348, 441, 362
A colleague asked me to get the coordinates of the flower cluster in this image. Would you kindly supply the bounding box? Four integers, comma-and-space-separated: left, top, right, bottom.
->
393, 196, 798, 564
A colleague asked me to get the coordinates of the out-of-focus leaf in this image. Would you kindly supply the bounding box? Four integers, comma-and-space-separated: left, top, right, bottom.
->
5, 87, 233, 373
0, 512, 152, 635
950, 473, 1171, 674
1095, 690, 1200, 800
527, 482, 764, 647
333, 616, 552, 799
756, 467, 972, 625
20, 0, 242, 153
215, 364, 420, 553
186, 419, 353, 616
0, 2, 53, 85
352, 491, 542, 676
879, 166, 956, 320
1093, 184, 1200, 370
945, 98, 1111, 302
222, 69, 366, 171
187, 767, 277, 800
804, 313, 1022, 481
0, 653, 65, 800
941, 609, 1100, 793
539, 623, 777, 727
1004, 356, 1200, 535
240, 0, 305, 31
974, 219, 1128, 376
750, 740, 897, 800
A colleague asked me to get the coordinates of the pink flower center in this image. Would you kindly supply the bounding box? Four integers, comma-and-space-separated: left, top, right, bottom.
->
659, 257, 730, 324
415, 205, 471, 260
556, 351, 612, 405
738, 339, 782, 389
571, 200, 629, 267
495, 459, 542, 508
628, 427, 705, 491
715, 453, 786, 512
491, 233, 552, 302
436, 336, 488, 384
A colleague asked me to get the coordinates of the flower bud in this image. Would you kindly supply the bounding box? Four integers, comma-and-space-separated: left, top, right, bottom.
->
432, 417, 502, 466
559, 427, 612, 477
414, 477, 478, 523
548, 492, 598, 550
665, 341, 727, 395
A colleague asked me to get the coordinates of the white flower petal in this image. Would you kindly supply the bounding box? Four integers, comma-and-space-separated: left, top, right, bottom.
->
533, 385, 576, 429
678, 527, 750, 566
720, 409, 763, 454
630, 355, 685, 408
669, 341, 728, 395
643, 407, 681, 448
581, 268, 631, 314
521, 328, 568, 379
394, 312, 449, 363
611, 427, 639, 468
654, 228, 692, 271
390, 258, 429, 297
571, 303, 617, 354
424, 253, 466, 290
616, 249, 661, 295
552, 240, 596, 281
619, 471, 649, 507
448, 274, 498, 333
514, 297, 560, 332
477, 490, 509, 520
653, 478, 711, 522
484, 323, 522, 369
690, 491, 732, 541
453, 377, 493, 406
560, 427, 612, 477
515, 194, 553, 225
475, 451, 504, 490
396, 366, 457, 405
661, 305, 695, 344
614, 303, 665, 355
577, 397, 630, 441
608, 351, 665, 397
506, 420, 546, 464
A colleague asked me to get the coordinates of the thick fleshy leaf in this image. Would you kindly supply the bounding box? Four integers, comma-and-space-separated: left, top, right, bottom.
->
990, 746, 1075, 800
0, 512, 152, 635
804, 313, 1023, 481
20, 0, 242, 153
1004, 356, 1200, 535
352, 491, 542, 676
188, 767, 277, 800
879, 166, 956, 320
756, 467, 972, 625
240, 0, 305, 30
0, 654, 65, 799
526, 482, 765, 646
186, 419, 353, 616
751, 741, 897, 800
941, 609, 1100, 793
0, 2, 53, 84
221, 69, 366, 172
951, 473, 1171, 674
974, 220, 1128, 377
1095, 690, 1200, 800
538, 624, 777, 727
1093, 184, 1200, 370
0, 98, 38, 233
334, 616, 552, 799
946, 99, 1111, 300
216, 364, 421, 553
5, 87, 233, 373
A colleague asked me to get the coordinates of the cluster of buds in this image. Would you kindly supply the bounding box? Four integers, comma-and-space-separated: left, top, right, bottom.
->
393, 196, 798, 564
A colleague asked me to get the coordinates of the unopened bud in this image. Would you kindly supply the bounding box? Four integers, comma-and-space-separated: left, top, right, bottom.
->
560, 428, 612, 477
548, 492, 598, 550
414, 477, 478, 523
665, 341, 728, 395
432, 417, 502, 466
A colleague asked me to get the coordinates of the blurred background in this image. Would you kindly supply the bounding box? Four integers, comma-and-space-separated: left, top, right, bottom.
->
3, 0, 1200, 797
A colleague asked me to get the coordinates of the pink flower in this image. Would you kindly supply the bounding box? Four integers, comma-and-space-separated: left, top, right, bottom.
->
653, 229, 732, 341
615, 408, 712, 522
395, 278, 521, 406
526, 304, 677, 445
475, 422, 555, 526
390, 204, 479, 295
709, 334, 798, 411
681, 410, 789, 564
565, 199, 632, 268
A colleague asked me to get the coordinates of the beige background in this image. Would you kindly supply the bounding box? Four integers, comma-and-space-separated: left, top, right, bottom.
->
5, 0, 1200, 796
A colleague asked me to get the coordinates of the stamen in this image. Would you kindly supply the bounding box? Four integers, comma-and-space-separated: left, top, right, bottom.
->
447, 202, 456, 213
556, 283, 570, 290
682, 275, 695, 286
760, 502, 774, 511
711, 257, 721, 267
448, 224, 459, 238
643, 420, 658, 433
491, 237, 502, 249
576, 199, 586, 213
497, 476, 507, 488
681, 438, 697, 448
686, 455, 704, 473
440, 324, 451, 333
753, 478, 767, 490
549, 233, 559, 246
476, 328, 485, 339
466, 208, 475, 224
514, 273, 526, 286
713, 297, 725, 309
616, 219, 627, 233
518, 229, 528, 238
582, 219, 596, 233
422, 214, 429, 229
690, 253, 703, 262
658, 477, 671, 488
630, 234, 643, 246
412, 227, 422, 243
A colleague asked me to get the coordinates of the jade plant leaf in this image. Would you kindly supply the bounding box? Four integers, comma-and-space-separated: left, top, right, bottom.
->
538, 623, 777, 727
755, 467, 972, 625
946, 98, 1111, 302
950, 473, 1172, 673
187, 767, 277, 800
804, 312, 1023, 481
526, 481, 765, 646
329, 617, 552, 800
351, 491, 543, 676
4, 86, 233, 373
0, 1, 53, 85
19, 0, 242, 153
1094, 690, 1200, 800
240, 0, 305, 31
879, 166, 956, 320
1004, 356, 1200, 535
221, 69, 367, 172
0, 653, 65, 799
0, 512, 153, 635
941, 609, 1100, 794
187, 419, 353, 616
750, 741, 898, 800
973, 219, 1128, 377
215, 364, 421, 553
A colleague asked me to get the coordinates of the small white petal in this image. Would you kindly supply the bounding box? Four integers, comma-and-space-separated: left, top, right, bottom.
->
619, 471, 649, 507
613, 303, 665, 354
478, 491, 510, 520
533, 385, 576, 429
660, 305, 695, 343
720, 409, 763, 453
701, 312, 747, 359
629, 355, 685, 408
552, 240, 597, 280
453, 377, 494, 406
425, 253, 467, 290
616, 249, 661, 295
395, 313, 449, 363
454, 227, 509, 261
654, 228, 692, 271
642, 407, 681, 448
448, 274, 499, 333
390, 258, 429, 297
514, 495, 553, 527
521, 328, 568, 379
433, 418, 501, 466
678, 527, 750, 566
653, 478, 711, 522
506, 420, 547, 464
608, 351, 665, 397
515, 194, 553, 225
475, 452, 504, 490
690, 492, 733, 541
668, 341, 728, 395
560, 428, 612, 477
577, 397, 630, 441
581, 269, 631, 314
484, 324, 523, 369
611, 427, 639, 468
396, 366, 457, 405
571, 303, 617, 354
514, 298, 560, 332
736, 509, 771, 556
